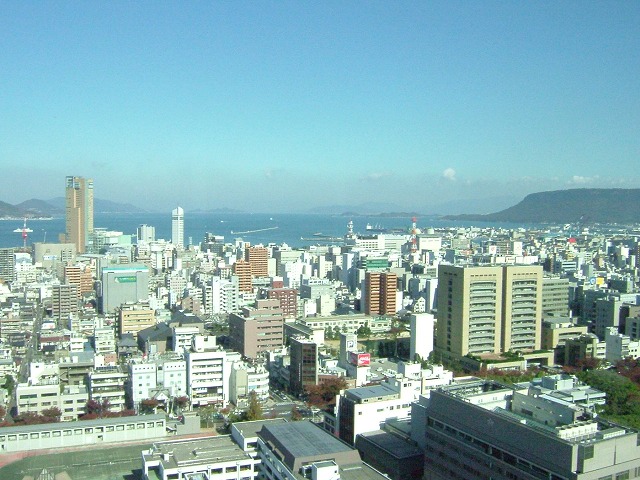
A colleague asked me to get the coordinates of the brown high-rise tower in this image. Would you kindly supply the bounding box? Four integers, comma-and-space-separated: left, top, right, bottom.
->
65, 176, 93, 253
364, 271, 397, 315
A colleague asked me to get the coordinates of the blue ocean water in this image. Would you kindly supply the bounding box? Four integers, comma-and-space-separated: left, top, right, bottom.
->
0, 213, 534, 249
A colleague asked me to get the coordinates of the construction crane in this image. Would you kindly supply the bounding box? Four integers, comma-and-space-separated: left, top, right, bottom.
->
13, 218, 33, 249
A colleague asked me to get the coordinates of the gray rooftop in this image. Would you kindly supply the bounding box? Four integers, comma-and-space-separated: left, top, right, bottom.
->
259, 421, 361, 473
232, 418, 287, 439
345, 385, 397, 402
262, 421, 353, 458
144, 435, 250, 469
356, 430, 423, 459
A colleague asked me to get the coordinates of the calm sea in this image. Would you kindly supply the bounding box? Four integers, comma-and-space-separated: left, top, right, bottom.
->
0, 213, 533, 249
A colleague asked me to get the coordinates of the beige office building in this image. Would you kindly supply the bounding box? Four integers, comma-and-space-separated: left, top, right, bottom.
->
229, 299, 284, 358
436, 264, 543, 361
65, 176, 94, 254
117, 302, 156, 338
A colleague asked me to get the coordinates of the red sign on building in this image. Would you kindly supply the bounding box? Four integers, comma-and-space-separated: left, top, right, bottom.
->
349, 352, 371, 367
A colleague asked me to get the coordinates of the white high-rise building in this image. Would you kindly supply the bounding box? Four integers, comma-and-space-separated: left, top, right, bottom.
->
410, 312, 434, 362
171, 207, 184, 249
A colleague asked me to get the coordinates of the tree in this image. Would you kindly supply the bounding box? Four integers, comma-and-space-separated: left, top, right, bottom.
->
140, 398, 159, 414
305, 376, 347, 408
575, 357, 601, 372
2, 375, 15, 396
41, 407, 61, 423
81, 398, 128, 419
615, 357, 640, 386
13, 412, 43, 425
245, 391, 263, 421
174, 396, 189, 412
357, 326, 372, 338
578, 369, 640, 416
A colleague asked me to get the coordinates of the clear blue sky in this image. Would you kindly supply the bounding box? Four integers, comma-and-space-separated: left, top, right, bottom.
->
1, 1, 638, 213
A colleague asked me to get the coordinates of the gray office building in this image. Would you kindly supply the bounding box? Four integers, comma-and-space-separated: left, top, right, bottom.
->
422, 379, 640, 480
100, 265, 149, 313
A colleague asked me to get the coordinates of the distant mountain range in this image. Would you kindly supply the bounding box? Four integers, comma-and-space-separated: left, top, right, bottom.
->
443, 189, 640, 224
3, 189, 638, 223
0, 198, 148, 218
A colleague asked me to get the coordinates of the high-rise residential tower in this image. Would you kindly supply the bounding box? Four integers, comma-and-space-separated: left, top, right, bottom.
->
363, 271, 397, 315
171, 207, 184, 249
65, 176, 94, 253
245, 246, 269, 277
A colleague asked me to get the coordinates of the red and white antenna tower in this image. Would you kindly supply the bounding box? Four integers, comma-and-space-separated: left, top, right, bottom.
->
13, 218, 33, 249
411, 216, 417, 253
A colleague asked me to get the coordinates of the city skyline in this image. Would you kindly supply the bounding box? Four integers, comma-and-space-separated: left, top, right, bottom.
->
2, 2, 639, 213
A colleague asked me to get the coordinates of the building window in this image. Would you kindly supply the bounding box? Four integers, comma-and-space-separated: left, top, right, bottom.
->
581, 445, 594, 460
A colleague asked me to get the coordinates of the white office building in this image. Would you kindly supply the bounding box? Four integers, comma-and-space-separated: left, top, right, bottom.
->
171, 207, 184, 249
185, 335, 240, 407
335, 375, 418, 445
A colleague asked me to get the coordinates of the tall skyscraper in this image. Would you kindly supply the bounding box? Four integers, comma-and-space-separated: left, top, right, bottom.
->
65, 176, 94, 253
171, 207, 184, 249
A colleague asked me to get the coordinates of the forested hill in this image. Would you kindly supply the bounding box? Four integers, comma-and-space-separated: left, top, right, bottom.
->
443, 189, 640, 224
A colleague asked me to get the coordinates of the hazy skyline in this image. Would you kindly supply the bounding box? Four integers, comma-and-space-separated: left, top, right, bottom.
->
1, 2, 639, 213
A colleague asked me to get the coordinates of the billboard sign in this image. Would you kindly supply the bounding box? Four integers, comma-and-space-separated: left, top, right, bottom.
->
115, 276, 137, 283
349, 352, 371, 367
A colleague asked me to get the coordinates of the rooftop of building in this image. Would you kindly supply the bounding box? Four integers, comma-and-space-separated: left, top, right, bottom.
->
355, 430, 423, 459
344, 384, 399, 402
143, 435, 251, 470
232, 418, 287, 439
258, 421, 388, 480
137, 322, 173, 342
259, 420, 357, 467
436, 378, 634, 445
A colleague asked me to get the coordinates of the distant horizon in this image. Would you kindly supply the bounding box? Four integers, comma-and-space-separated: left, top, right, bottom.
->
3, 184, 640, 217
